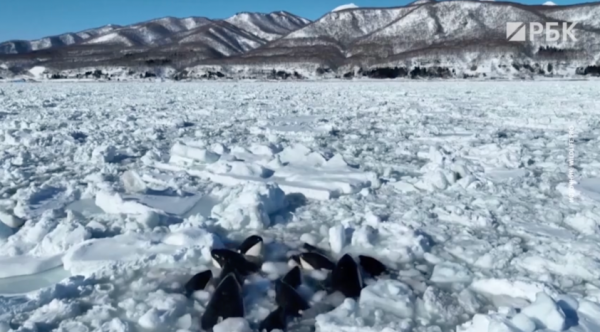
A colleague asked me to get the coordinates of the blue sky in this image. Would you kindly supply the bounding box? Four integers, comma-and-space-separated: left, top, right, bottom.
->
0, 0, 592, 42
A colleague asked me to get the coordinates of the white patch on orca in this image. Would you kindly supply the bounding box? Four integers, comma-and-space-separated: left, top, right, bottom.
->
357, 264, 363, 289
243, 241, 263, 257
300, 257, 316, 271
288, 259, 299, 268
212, 258, 222, 269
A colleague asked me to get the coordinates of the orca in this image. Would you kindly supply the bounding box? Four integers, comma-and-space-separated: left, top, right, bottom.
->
238, 235, 264, 257
282, 266, 302, 289
331, 254, 363, 299
275, 280, 310, 317
291, 252, 335, 271
358, 255, 387, 277
201, 273, 245, 331
184, 270, 212, 296
214, 262, 245, 288
301, 243, 324, 254
211, 248, 260, 275
258, 306, 287, 332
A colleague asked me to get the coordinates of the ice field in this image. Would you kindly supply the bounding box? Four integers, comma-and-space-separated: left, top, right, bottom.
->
0, 81, 600, 332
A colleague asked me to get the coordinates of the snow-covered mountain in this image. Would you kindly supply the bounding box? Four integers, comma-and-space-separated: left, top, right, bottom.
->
225, 11, 311, 41
0, 24, 122, 54
0, 12, 307, 54
1, 1, 600, 80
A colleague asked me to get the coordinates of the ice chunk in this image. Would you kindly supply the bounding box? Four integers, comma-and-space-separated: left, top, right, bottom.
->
470, 278, 557, 303
520, 292, 565, 331
329, 225, 346, 254
261, 261, 289, 278
457, 314, 519, 332
351, 225, 376, 248
211, 183, 287, 230
213, 318, 252, 332
0, 209, 24, 228
162, 228, 222, 251
95, 191, 157, 215
63, 231, 220, 276
0, 254, 63, 278
121, 170, 148, 194
300, 233, 319, 246
207, 160, 272, 178
422, 286, 465, 325
315, 298, 412, 332
170, 142, 220, 164
578, 300, 600, 331
137, 292, 187, 330
91, 145, 118, 163
359, 279, 414, 318
430, 262, 472, 283
510, 313, 536, 332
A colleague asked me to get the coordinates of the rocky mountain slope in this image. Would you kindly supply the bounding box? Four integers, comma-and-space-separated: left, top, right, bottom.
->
1, 1, 600, 80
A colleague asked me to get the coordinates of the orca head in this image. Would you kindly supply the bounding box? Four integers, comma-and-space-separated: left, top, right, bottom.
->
238, 235, 264, 257
288, 255, 301, 267
201, 272, 245, 331
298, 252, 335, 271
184, 269, 213, 295
299, 256, 316, 271
211, 249, 228, 268
275, 280, 310, 317
331, 254, 362, 299
211, 248, 242, 269
258, 306, 287, 332
358, 255, 387, 277
217, 262, 245, 288
281, 265, 302, 289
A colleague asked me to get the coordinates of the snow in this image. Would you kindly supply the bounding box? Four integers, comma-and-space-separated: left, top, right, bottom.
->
28, 66, 46, 79
543, 1, 557, 5
213, 318, 252, 332
332, 3, 359, 12
0, 81, 599, 332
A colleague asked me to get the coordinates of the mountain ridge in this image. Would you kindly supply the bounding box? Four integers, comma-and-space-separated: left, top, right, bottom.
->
1, 1, 600, 80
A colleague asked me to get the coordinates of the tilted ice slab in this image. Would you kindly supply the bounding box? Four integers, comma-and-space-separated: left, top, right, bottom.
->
575, 178, 600, 202
458, 291, 600, 332
315, 298, 414, 332
0, 254, 63, 279
155, 142, 377, 200
62, 228, 222, 277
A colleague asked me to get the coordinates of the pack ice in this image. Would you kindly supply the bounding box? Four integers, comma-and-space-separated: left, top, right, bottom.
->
0, 81, 598, 332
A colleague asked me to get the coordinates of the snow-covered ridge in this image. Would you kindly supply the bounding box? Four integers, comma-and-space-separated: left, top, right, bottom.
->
0, 11, 311, 54
1, 1, 600, 79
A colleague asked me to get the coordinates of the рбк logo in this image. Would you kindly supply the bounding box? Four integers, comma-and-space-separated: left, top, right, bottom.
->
506, 22, 577, 42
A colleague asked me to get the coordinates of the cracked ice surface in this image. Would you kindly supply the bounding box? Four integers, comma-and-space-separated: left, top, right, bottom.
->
0, 81, 599, 332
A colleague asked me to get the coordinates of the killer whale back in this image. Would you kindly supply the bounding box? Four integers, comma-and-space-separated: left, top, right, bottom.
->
258, 306, 287, 332
211, 248, 260, 275
201, 273, 245, 331
184, 270, 212, 296
295, 252, 335, 271
358, 255, 387, 277
331, 254, 362, 299
238, 235, 264, 257
282, 266, 302, 289
275, 280, 310, 317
